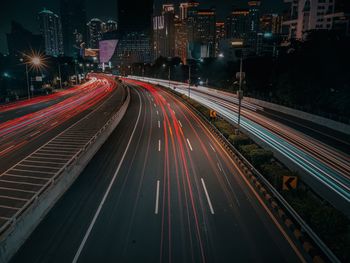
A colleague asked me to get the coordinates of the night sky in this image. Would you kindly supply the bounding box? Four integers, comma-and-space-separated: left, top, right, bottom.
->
0, 0, 285, 53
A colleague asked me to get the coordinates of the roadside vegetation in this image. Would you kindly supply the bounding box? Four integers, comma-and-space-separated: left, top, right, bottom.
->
174, 91, 350, 262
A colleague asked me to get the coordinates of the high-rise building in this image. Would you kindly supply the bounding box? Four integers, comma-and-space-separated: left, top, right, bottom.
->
6, 21, 44, 58
225, 9, 250, 40
106, 20, 118, 32
215, 21, 225, 55
60, 0, 87, 57
196, 9, 216, 57
118, 0, 153, 34
247, 1, 261, 52
153, 3, 176, 59
175, 19, 188, 63
283, 0, 350, 40
87, 18, 106, 49
260, 14, 283, 35
116, 31, 152, 65
38, 8, 64, 57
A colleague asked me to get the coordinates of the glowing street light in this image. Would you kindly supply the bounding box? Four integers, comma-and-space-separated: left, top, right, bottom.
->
21, 51, 48, 99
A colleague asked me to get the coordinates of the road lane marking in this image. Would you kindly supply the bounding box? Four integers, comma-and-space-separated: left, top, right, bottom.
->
50, 121, 58, 127
155, 180, 160, 214
72, 89, 143, 263
158, 140, 161, 152
209, 142, 216, 153
186, 138, 193, 151
158, 120, 161, 128
201, 178, 215, 215
178, 120, 183, 128
156, 110, 159, 115
30, 131, 41, 137
154, 103, 157, 108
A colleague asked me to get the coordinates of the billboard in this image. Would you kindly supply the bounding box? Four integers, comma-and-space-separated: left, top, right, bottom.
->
99, 40, 118, 64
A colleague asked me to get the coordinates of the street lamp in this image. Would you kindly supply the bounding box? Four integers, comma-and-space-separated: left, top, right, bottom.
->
21, 52, 46, 99
232, 41, 246, 133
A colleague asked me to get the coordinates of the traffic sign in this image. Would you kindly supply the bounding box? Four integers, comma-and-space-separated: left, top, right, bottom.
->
283, 176, 298, 191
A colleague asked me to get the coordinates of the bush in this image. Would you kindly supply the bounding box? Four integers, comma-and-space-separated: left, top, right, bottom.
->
214, 120, 234, 138
228, 134, 250, 147
239, 144, 259, 157
250, 149, 273, 167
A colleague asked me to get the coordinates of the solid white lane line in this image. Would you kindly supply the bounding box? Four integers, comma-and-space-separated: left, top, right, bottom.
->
158, 140, 161, 152
158, 120, 161, 128
201, 178, 215, 215
155, 180, 160, 214
209, 142, 216, 153
72, 90, 143, 263
186, 138, 193, 151
178, 120, 183, 128
217, 162, 222, 172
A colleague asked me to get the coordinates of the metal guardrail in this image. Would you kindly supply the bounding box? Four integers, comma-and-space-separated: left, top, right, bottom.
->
158, 83, 341, 263
0, 85, 130, 237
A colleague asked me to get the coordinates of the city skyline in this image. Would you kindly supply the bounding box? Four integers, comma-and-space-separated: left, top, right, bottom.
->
0, 0, 285, 53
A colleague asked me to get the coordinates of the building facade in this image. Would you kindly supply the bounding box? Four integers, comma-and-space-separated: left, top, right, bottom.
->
283, 0, 350, 40
38, 9, 64, 57
87, 18, 106, 49
60, 0, 87, 57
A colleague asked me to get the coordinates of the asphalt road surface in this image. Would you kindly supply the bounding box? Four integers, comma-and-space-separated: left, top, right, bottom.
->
11, 80, 308, 263
131, 77, 350, 217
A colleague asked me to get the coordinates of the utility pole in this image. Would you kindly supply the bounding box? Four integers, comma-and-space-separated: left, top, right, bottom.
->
25, 64, 30, 100
188, 65, 191, 98
58, 63, 63, 89
168, 66, 171, 89
236, 55, 244, 134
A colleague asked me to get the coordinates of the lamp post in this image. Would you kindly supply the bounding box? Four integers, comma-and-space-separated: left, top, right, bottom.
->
58, 63, 63, 89
188, 64, 191, 98
21, 54, 45, 99
232, 40, 245, 134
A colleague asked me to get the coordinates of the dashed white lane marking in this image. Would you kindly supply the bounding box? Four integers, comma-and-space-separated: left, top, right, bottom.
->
201, 178, 215, 215
178, 120, 183, 128
187, 138, 193, 151
217, 162, 222, 172
158, 140, 161, 152
209, 142, 216, 153
155, 180, 160, 214
158, 120, 161, 129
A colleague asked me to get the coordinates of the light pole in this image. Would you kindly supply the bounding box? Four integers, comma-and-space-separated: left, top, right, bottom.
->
188, 64, 191, 98
58, 63, 63, 89
237, 55, 244, 133
232, 40, 245, 134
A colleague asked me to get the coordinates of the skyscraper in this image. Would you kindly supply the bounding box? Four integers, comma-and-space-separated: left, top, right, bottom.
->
38, 8, 64, 57
196, 9, 216, 57
6, 21, 44, 58
87, 18, 106, 49
283, 0, 350, 40
60, 0, 87, 57
225, 9, 249, 39
247, 1, 261, 52
118, 0, 153, 34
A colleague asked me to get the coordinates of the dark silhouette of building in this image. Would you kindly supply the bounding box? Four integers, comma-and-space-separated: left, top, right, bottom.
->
118, 0, 153, 34
60, 0, 87, 57
6, 21, 44, 58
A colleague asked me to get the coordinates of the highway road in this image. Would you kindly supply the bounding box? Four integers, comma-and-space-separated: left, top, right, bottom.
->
0, 74, 120, 174
11, 80, 308, 263
131, 77, 350, 217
